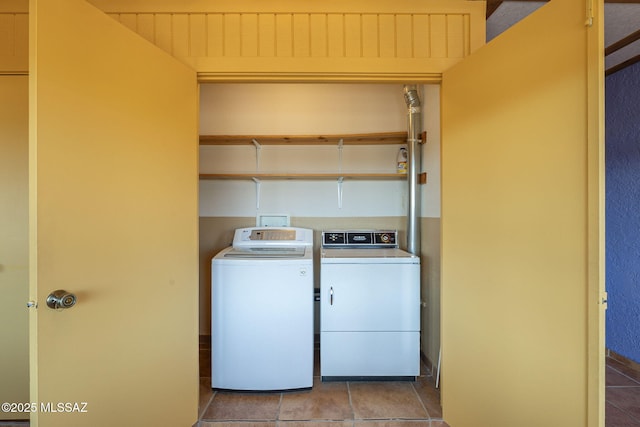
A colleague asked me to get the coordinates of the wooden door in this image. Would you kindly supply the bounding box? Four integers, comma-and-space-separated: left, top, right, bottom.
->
29, 0, 199, 426
440, 0, 605, 426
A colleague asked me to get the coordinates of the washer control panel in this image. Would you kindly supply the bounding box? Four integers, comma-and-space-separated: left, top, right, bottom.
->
322, 230, 398, 248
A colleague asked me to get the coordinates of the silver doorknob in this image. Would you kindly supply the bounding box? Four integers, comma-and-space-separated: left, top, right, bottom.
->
46, 290, 77, 310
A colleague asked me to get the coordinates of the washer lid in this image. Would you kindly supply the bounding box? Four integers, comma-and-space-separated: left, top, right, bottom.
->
213, 246, 312, 261
321, 248, 419, 264
224, 246, 306, 258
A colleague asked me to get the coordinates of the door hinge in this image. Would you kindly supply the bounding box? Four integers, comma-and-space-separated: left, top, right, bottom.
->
600, 291, 608, 309
586, 0, 594, 27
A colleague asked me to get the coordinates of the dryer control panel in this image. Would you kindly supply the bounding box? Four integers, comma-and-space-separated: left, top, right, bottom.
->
322, 230, 398, 248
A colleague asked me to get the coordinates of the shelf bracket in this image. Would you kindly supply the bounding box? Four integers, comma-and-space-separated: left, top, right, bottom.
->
337, 138, 344, 174
252, 177, 261, 209
337, 176, 344, 209
252, 139, 261, 172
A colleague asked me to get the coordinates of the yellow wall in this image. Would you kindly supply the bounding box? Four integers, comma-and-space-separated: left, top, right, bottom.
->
0, 75, 29, 420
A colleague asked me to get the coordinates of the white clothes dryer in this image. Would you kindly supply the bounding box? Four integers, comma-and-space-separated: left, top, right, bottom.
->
320, 230, 420, 380
211, 227, 314, 391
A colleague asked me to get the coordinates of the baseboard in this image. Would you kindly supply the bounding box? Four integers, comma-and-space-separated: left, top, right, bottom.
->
607, 348, 640, 373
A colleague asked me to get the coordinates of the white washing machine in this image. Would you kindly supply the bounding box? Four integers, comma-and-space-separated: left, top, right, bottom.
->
212, 227, 314, 391
320, 230, 420, 380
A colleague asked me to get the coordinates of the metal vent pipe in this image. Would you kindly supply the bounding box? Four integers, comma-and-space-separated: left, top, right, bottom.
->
403, 85, 422, 255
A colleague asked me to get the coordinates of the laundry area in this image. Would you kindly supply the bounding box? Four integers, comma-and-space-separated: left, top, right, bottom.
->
199, 83, 443, 395
2, 1, 607, 425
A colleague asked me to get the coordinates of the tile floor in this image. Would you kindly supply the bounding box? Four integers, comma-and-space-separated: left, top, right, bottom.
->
0, 346, 638, 427
605, 354, 640, 427
198, 339, 447, 427
198, 339, 640, 427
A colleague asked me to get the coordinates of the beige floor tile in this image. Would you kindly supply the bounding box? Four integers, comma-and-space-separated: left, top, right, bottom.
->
606, 387, 640, 421
353, 421, 430, 427
348, 382, 428, 420
278, 422, 353, 427
198, 422, 276, 427
411, 376, 442, 419
605, 401, 640, 427
201, 392, 281, 421
200, 377, 214, 418
608, 357, 640, 384
607, 365, 640, 387
280, 378, 353, 421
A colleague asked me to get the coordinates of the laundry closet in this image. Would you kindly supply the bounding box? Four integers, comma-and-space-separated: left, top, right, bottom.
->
198, 83, 443, 371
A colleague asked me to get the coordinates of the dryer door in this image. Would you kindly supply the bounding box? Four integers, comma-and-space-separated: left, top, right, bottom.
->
320, 263, 419, 332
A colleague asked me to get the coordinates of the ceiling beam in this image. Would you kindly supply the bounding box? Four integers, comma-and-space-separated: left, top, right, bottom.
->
606, 53, 640, 75
605, 28, 640, 55
486, 0, 502, 18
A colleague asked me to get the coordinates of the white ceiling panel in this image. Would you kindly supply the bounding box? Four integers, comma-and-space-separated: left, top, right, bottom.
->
486, 1, 547, 42
605, 3, 640, 47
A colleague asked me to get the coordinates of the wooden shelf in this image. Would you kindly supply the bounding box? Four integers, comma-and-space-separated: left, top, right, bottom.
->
199, 132, 409, 146
199, 173, 407, 180
198, 131, 425, 181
